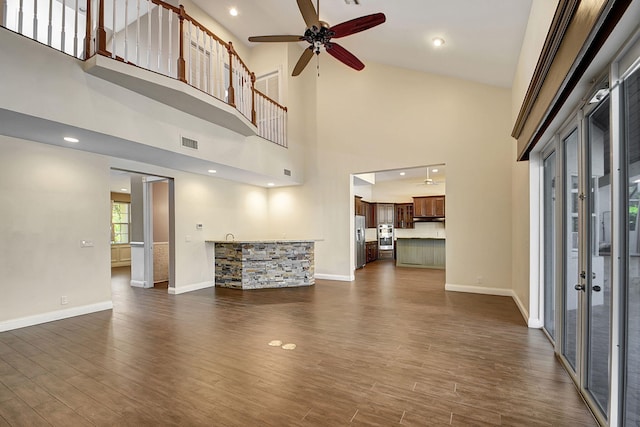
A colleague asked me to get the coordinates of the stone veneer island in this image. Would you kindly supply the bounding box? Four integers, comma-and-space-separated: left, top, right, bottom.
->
208, 240, 315, 290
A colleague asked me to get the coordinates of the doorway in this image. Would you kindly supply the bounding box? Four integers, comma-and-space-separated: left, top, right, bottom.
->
109, 169, 175, 292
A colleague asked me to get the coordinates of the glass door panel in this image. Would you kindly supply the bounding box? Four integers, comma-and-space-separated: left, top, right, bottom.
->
585, 96, 611, 415
624, 65, 640, 426
544, 151, 557, 340
564, 129, 579, 371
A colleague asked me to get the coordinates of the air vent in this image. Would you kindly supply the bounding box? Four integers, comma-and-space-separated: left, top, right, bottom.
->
284, 169, 291, 176
181, 136, 198, 150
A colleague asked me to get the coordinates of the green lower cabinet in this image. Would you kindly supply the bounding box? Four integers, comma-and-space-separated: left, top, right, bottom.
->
395, 238, 445, 269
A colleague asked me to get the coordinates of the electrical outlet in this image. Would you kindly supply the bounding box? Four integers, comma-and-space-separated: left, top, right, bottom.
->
60, 296, 68, 305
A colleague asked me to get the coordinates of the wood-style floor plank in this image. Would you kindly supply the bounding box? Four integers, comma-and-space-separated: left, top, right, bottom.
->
0, 261, 597, 426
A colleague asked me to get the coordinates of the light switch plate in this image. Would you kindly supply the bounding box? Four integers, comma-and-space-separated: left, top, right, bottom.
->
196, 223, 203, 230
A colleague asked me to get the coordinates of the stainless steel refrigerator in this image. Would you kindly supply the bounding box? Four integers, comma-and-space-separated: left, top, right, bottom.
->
355, 215, 366, 269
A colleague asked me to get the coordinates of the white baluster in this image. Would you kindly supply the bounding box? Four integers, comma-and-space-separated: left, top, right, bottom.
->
157, 5, 162, 72
124, 0, 129, 61
187, 20, 192, 84
61, 0, 66, 52
195, 26, 200, 89
112, 0, 116, 58
135, 0, 139, 64
18, 0, 23, 33
73, 0, 78, 57
146, 0, 150, 69
167, 10, 172, 75
47, 0, 52, 45
32, 0, 37, 40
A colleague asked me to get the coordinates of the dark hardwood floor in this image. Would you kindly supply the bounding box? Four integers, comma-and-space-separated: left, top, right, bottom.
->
0, 260, 597, 426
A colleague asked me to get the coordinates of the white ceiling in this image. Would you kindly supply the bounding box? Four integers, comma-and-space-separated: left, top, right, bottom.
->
193, 0, 534, 87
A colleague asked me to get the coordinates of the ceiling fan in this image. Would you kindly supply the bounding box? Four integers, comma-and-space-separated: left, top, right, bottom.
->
418, 167, 444, 186
248, 0, 386, 76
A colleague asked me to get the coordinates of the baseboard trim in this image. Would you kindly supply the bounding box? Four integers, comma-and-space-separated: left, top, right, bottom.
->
168, 281, 214, 295
0, 301, 114, 332
446, 284, 541, 328
511, 292, 539, 327
314, 274, 352, 282
130, 280, 147, 288
444, 283, 513, 296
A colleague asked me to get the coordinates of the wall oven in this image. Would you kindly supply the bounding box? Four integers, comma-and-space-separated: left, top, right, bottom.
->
378, 224, 394, 250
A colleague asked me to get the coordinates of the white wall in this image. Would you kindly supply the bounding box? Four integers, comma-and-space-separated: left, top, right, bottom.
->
0, 137, 112, 327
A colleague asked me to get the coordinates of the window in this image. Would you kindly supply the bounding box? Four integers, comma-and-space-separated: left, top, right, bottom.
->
111, 201, 130, 244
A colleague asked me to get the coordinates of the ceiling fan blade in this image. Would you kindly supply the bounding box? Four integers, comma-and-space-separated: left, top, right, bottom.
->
297, 0, 320, 29
325, 43, 365, 71
292, 48, 315, 76
248, 35, 304, 43
330, 13, 386, 39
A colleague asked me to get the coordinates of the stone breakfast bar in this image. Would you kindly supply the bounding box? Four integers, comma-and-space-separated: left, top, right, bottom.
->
207, 240, 315, 290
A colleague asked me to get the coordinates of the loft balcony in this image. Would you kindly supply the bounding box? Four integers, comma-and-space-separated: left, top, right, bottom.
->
0, 0, 288, 147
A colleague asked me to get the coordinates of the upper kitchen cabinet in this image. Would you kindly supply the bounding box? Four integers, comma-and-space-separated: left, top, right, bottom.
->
376, 203, 395, 225
355, 196, 366, 216
413, 196, 445, 218
366, 202, 377, 228
395, 203, 414, 229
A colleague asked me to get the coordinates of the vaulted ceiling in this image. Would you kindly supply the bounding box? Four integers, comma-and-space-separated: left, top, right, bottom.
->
192, 0, 534, 88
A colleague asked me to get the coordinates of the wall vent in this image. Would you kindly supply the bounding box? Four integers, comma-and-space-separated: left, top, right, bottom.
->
181, 136, 198, 150
284, 169, 292, 176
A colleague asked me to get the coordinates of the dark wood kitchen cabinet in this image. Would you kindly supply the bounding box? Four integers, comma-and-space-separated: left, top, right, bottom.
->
365, 241, 378, 263
413, 196, 445, 218
376, 203, 394, 225
355, 196, 366, 216
395, 203, 414, 229
366, 202, 376, 228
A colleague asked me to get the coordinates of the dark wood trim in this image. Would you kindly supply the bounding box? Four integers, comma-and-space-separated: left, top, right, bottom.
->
96, 0, 109, 56
512, 0, 632, 160
511, 0, 579, 140
84, 0, 92, 57
177, 5, 186, 83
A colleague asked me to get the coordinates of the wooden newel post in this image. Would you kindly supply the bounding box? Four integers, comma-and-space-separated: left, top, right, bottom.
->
250, 72, 256, 126
177, 5, 187, 83
84, 0, 92, 58
227, 42, 235, 107
97, 0, 109, 55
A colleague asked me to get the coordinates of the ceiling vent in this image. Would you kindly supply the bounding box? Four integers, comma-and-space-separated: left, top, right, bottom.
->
181, 136, 198, 150
284, 169, 292, 176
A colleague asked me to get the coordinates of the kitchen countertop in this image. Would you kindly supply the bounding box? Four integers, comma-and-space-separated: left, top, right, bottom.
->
396, 237, 445, 240
207, 239, 315, 243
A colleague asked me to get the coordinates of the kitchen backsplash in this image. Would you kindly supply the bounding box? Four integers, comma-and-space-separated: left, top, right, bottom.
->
395, 221, 445, 239
365, 228, 378, 242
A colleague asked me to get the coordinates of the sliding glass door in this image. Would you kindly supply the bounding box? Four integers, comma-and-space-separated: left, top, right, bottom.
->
623, 63, 640, 427
563, 128, 579, 371
543, 151, 557, 341
584, 95, 611, 415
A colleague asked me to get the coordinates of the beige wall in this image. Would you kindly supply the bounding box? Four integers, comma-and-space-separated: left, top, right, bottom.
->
0, 137, 112, 326
271, 56, 515, 288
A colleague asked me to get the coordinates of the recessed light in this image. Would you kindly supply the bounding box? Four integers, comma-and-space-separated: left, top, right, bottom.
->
267, 183, 275, 187
208, 169, 217, 174
399, 172, 406, 176
229, 7, 238, 16
432, 169, 439, 173
64, 137, 79, 143
432, 37, 445, 47
120, 188, 129, 192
